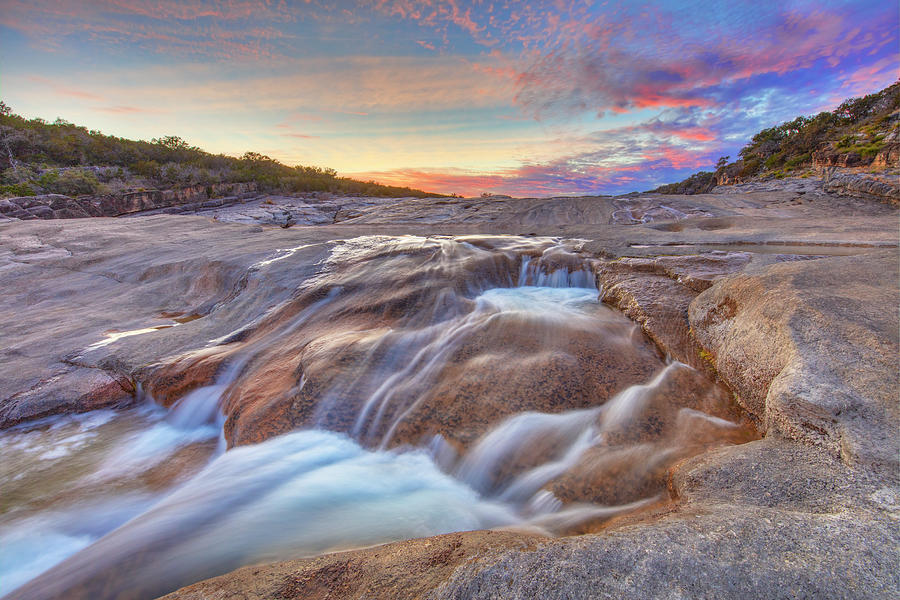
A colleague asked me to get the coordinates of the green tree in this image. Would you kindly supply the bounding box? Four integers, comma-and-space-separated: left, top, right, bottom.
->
152, 135, 195, 150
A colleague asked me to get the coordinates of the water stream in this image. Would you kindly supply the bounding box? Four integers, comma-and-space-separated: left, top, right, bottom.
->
1, 235, 754, 599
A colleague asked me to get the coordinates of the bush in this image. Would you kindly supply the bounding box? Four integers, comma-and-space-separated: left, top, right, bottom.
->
0, 182, 36, 197
763, 151, 784, 170
131, 160, 161, 178
39, 169, 103, 196
738, 157, 761, 178
784, 153, 811, 170
858, 142, 885, 159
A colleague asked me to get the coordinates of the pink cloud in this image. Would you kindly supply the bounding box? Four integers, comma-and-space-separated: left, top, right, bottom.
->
349, 159, 651, 198
670, 127, 717, 142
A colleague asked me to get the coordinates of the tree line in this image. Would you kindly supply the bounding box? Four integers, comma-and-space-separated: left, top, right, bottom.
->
0, 103, 438, 199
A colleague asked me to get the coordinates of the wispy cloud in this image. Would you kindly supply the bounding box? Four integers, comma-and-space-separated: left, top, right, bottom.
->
280, 132, 320, 139
27, 75, 104, 101
94, 104, 164, 114
4, 1, 897, 196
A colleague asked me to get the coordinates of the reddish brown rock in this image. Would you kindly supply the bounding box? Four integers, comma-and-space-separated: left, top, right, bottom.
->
871, 142, 900, 169
142, 347, 230, 408
593, 253, 753, 373
159, 530, 545, 600
0, 366, 135, 428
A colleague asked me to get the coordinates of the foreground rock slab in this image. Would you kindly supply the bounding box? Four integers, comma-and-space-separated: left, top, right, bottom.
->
160, 530, 545, 600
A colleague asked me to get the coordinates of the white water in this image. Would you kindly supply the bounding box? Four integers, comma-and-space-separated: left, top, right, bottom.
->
348, 285, 603, 448
1, 238, 747, 600
5, 428, 518, 599
3, 364, 680, 599
0, 401, 221, 596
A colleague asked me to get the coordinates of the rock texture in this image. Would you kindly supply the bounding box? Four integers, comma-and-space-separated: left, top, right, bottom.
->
0, 178, 897, 599
0, 182, 258, 220
160, 531, 545, 600
690, 250, 899, 470
822, 168, 900, 205
593, 252, 753, 371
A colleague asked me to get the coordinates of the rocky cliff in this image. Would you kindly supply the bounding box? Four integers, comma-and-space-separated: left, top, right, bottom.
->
0, 182, 259, 220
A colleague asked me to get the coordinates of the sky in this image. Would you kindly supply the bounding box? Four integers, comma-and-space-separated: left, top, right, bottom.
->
0, 1, 897, 197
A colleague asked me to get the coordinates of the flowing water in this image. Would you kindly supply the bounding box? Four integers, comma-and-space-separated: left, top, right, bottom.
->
1, 235, 755, 599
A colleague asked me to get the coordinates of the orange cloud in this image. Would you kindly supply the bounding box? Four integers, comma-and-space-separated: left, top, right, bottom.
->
671, 127, 717, 142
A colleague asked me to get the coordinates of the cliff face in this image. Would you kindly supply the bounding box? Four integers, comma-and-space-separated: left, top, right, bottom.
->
0, 182, 258, 219
812, 136, 900, 170
822, 168, 900, 205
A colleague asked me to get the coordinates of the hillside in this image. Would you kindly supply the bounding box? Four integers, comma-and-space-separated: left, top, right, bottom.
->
0, 103, 437, 199
653, 81, 900, 194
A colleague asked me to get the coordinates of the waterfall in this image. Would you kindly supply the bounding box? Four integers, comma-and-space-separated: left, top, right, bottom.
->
2, 235, 753, 600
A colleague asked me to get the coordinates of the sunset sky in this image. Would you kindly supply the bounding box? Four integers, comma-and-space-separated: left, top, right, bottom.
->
1, 1, 897, 196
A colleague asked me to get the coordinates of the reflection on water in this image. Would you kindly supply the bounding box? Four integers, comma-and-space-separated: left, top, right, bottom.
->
1, 235, 755, 600
85, 324, 177, 351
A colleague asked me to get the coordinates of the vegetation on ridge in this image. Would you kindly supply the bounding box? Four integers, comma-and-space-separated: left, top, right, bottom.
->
0, 102, 438, 199
652, 81, 900, 194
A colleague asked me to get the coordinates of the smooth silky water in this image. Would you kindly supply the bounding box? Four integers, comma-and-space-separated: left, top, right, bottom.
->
1, 236, 753, 599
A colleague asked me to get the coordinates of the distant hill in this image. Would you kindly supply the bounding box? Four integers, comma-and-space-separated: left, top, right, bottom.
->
652, 81, 900, 194
0, 103, 439, 199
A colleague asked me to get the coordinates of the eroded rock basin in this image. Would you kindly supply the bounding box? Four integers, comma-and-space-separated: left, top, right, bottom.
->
1, 235, 758, 599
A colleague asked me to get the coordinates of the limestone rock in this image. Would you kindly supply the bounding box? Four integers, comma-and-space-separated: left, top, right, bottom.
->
0, 366, 135, 428
689, 251, 899, 471
0, 183, 260, 221
159, 531, 545, 600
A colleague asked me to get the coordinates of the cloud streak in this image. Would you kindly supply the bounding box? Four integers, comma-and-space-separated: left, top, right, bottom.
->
3, 1, 897, 196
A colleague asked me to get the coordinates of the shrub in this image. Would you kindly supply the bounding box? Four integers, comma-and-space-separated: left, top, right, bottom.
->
784, 153, 811, 170
131, 160, 161, 178
39, 169, 102, 195
738, 157, 761, 178
764, 151, 785, 170
0, 182, 36, 197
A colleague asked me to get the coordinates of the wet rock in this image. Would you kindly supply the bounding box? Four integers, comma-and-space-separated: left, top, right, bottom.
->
548, 363, 756, 508
0, 366, 135, 428
141, 348, 229, 408
160, 531, 545, 600
595, 259, 706, 370
210, 237, 668, 449
1, 184, 897, 599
